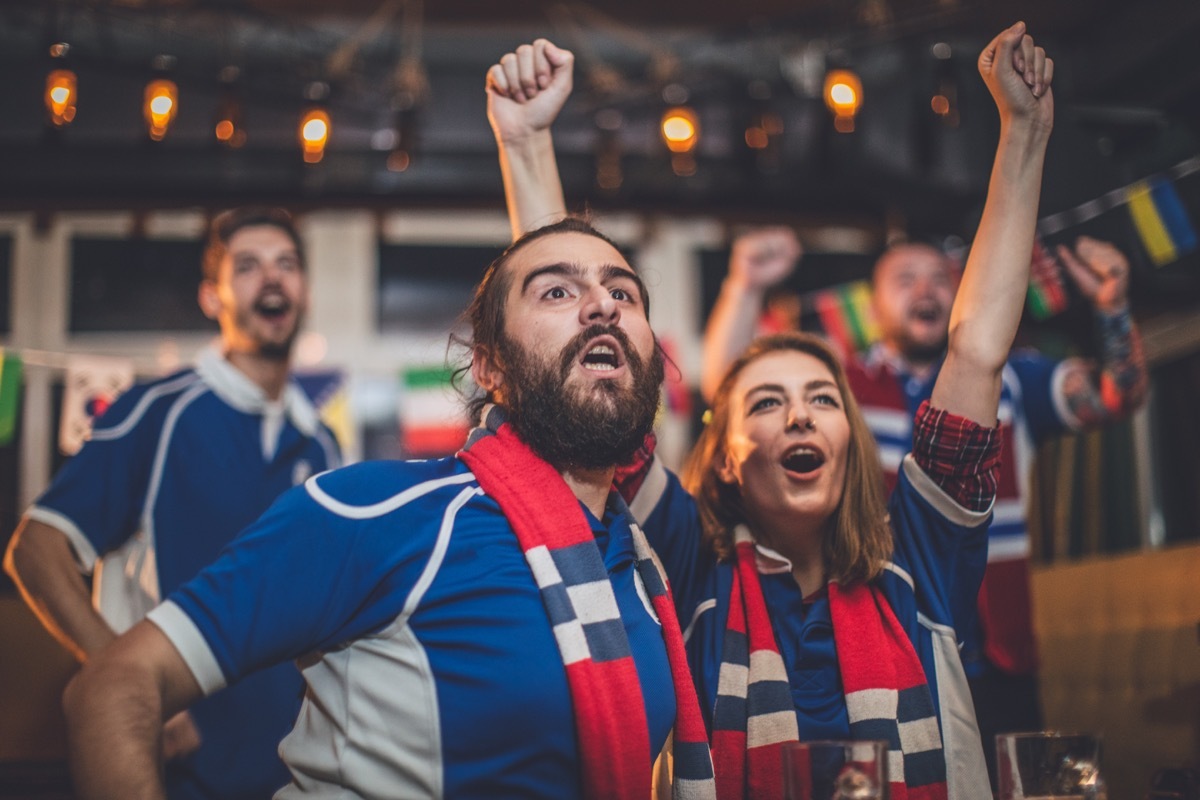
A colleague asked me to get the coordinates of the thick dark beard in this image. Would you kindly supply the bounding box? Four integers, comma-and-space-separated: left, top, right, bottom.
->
234, 303, 301, 363
498, 323, 664, 471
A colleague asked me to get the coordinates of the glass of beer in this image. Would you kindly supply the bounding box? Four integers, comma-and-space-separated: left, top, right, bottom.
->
996, 731, 1105, 799
781, 739, 888, 800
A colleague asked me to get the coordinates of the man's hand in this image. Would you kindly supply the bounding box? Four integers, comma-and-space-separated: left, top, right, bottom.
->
487, 39, 574, 144
978, 21, 1054, 134
162, 710, 202, 761
728, 227, 803, 291
1057, 236, 1130, 313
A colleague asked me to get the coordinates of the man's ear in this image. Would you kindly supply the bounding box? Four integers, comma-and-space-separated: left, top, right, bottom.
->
471, 345, 504, 397
197, 281, 221, 320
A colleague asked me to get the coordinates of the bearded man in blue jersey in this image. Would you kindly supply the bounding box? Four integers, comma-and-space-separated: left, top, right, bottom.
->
56, 210, 717, 799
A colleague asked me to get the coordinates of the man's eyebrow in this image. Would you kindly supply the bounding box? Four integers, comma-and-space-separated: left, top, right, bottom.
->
521, 262, 579, 293
520, 262, 644, 295
599, 264, 647, 301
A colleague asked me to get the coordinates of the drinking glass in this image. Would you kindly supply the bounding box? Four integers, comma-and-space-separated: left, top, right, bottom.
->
995, 731, 1105, 799
781, 739, 889, 800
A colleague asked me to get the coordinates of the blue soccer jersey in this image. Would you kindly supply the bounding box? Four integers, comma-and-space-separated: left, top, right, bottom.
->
634, 454, 992, 800
847, 344, 1073, 678
28, 347, 341, 800
148, 455, 677, 799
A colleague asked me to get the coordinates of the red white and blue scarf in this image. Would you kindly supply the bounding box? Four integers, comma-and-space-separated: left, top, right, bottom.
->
711, 525, 948, 800
459, 406, 716, 800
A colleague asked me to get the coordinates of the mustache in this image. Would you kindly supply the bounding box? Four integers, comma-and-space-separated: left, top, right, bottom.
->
555, 323, 641, 378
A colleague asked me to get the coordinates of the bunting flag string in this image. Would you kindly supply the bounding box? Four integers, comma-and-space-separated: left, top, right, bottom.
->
1027, 155, 1197, 319
1125, 177, 1199, 266
1037, 155, 1200, 238
793, 279, 880, 358
0, 350, 23, 446
1027, 235, 1070, 320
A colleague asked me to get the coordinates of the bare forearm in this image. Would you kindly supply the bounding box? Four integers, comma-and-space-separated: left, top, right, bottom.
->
4, 521, 116, 661
701, 277, 765, 402
65, 660, 167, 800
951, 122, 1048, 368
934, 122, 1048, 421
498, 130, 567, 241
64, 621, 202, 800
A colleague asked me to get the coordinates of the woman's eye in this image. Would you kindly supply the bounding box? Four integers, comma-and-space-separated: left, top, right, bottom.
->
812, 393, 841, 408
749, 396, 780, 413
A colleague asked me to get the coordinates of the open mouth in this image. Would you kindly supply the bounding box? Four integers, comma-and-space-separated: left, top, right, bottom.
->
781, 446, 825, 475
578, 339, 624, 372
910, 303, 942, 323
254, 293, 291, 320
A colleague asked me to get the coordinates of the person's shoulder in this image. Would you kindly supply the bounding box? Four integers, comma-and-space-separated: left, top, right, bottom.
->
90, 367, 204, 434
300, 456, 477, 520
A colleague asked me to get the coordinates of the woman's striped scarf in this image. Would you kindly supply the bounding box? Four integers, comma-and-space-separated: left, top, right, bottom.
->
459, 407, 716, 800
711, 525, 948, 800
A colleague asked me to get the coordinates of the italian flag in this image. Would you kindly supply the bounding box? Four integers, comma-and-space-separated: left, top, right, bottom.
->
400, 365, 469, 457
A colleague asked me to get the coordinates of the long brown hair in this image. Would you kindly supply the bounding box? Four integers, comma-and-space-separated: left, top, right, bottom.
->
681, 332, 892, 586
449, 217, 636, 421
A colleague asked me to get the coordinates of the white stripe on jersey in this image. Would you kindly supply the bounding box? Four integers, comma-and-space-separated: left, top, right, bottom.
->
89, 373, 201, 441
304, 470, 477, 520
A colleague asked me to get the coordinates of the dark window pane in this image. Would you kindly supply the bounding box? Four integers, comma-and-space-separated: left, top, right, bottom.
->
377, 243, 501, 333
70, 238, 212, 332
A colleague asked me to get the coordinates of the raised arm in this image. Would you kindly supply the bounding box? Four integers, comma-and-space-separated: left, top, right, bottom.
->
931, 22, 1054, 425
699, 227, 802, 401
486, 38, 574, 241
1054, 236, 1149, 424
63, 620, 202, 800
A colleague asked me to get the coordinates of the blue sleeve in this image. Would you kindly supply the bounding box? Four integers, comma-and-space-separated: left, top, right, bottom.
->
886, 457, 990, 640
33, 384, 162, 559
167, 463, 449, 684
632, 460, 709, 626
1007, 350, 1067, 442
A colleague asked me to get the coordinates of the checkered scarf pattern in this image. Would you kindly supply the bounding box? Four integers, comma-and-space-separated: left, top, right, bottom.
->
712, 526, 948, 800
459, 409, 716, 800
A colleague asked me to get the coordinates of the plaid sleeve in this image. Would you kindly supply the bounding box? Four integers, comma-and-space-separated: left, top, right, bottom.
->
911, 400, 1002, 512
612, 432, 657, 502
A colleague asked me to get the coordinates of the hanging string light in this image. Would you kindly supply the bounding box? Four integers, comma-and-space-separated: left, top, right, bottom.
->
660, 82, 699, 176
44, 42, 77, 129
299, 82, 331, 164
930, 43, 960, 127
143, 55, 178, 142
824, 68, 863, 133
214, 66, 246, 148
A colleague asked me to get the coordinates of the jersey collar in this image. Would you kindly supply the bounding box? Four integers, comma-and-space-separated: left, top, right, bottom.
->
195, 346, 321, 437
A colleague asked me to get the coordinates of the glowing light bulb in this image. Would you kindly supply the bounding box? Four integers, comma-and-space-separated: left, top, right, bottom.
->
660, 106, 699, 154
299, 108, 331, 163
45, 69, 77, 127
144, 79, 179, 141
